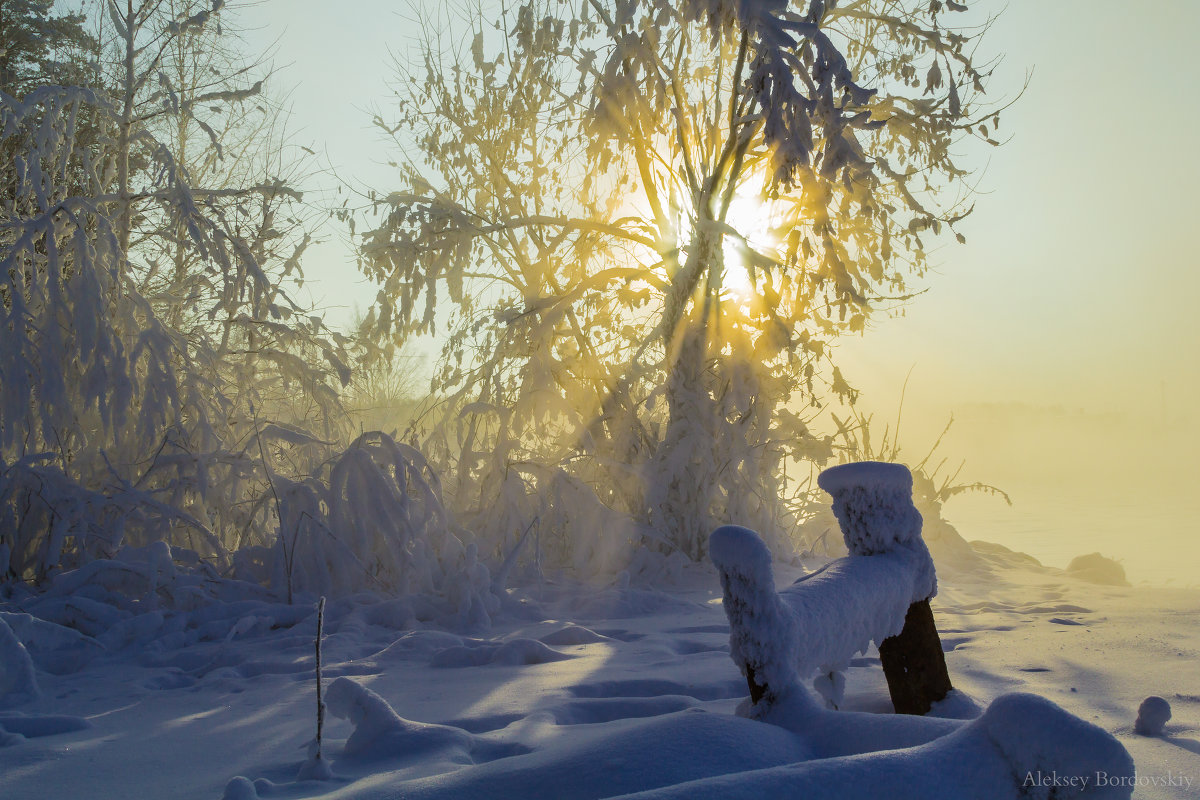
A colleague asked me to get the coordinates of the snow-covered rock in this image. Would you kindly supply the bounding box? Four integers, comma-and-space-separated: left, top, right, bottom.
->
1134, 695, 1171, 736
1067, 553, 1130, 587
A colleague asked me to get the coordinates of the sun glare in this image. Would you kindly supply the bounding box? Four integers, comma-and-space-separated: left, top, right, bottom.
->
720, 189, 782, 305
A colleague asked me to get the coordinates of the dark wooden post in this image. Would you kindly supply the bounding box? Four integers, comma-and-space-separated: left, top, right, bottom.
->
878, 599, 952, 715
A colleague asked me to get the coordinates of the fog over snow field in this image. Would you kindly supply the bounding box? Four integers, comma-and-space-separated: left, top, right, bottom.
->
2, 529, 1197, 799
3, 0, 1198, 798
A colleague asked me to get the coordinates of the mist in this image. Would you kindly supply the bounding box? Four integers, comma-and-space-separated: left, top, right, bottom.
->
838, 388, 1200, 585
4, 2, 1199, 798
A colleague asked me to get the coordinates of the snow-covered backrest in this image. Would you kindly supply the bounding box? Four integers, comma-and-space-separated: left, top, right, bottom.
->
816, 461, 936, 600
818, 461, 922, 555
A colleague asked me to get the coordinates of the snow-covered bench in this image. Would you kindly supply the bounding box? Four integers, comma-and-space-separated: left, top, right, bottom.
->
711, 461, 952, 713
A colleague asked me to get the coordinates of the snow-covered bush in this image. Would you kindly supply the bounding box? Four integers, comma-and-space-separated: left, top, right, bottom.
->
269, 432, 497, 621
815, 407, 1011, 571
0, 2, 351, 586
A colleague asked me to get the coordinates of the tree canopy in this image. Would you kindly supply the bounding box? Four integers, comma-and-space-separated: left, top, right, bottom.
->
0, 0, 98, 97
360, 0, 1002, 563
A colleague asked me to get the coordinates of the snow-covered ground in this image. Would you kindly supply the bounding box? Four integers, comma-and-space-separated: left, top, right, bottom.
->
1, 546, 1197, 799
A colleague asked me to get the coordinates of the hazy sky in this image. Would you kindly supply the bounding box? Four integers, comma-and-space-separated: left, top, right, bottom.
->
836, 2, 1200, 419
239, 1, 1200, 581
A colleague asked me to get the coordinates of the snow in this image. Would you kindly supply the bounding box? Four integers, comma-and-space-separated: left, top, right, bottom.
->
2, 546, 1194, 799
0, 614, 40, 707
817, 460, 915, 495
428, 638, 575, 668
713, 523, 934, 705
323, 676, 475, 761
619, 693, 1134, 800
817, 461, 929, 557
711, 467, 938, 707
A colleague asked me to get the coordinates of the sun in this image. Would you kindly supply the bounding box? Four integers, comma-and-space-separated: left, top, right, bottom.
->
720, 188, 782, 304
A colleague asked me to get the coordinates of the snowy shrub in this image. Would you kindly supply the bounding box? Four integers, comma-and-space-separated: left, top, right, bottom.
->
0, 453, 223, 583
0, 3, 352, 586
269, 432, 498, 621
821, 406, 1011, 570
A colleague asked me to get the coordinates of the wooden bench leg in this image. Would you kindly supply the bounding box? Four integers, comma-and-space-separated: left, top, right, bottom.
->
745, 664, 767, 704
878, 599, 952, 715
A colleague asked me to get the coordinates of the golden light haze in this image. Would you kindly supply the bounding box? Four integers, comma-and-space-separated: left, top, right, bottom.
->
242, 0, 1199, 583
835, 1, 1200, 583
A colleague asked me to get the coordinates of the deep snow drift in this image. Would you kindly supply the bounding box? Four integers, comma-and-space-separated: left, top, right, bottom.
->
1, 538, 1197, 799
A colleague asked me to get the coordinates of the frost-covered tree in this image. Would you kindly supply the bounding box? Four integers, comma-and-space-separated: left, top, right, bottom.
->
0, 0, 98, 97
0, 0, 350, 583
0, 1, 102, 201
362, 0, 1004, 567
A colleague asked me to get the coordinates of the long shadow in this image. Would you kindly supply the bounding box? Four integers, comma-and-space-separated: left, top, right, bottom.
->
1163, 735, 1200, 757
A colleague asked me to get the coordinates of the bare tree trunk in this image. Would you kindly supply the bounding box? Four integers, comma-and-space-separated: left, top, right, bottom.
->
116, 0, 136, 265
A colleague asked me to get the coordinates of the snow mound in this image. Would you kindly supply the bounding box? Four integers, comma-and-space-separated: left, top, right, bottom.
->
549, 696, 696, 726
430, 638, 574, 668
0, 615, 40, 707
1066, 553, 1129, 587
0, 611, 105, 675
612, 693, 1133, 799
383, 709, 813, 800
539, 625, 612, 645
221, 776, 259, 800
753, 680, 962, 758
370, 630, 468, 661
981, 693, 1135, 797
0, 714, 90, 738
325, 677, 473, 761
